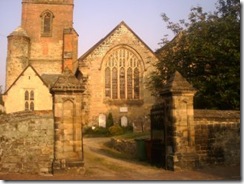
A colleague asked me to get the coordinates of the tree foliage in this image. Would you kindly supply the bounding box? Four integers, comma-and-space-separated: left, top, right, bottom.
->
106, 112, 114, 128
151, 0, 240, 110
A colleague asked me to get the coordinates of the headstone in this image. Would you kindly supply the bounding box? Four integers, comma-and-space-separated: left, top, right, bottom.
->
121, 116, 128, 127
99, 114, 106, 128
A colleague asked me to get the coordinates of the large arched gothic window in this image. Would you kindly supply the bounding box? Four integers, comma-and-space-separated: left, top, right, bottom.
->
41, 10, 54, 37
104, 48, 141, 100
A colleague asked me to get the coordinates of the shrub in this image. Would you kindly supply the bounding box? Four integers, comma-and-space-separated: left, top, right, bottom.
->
108, 124, 124, 136
122, 124, 133, 133
83, 126, 109, 137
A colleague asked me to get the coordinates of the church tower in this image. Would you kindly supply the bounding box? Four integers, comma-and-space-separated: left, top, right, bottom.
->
6, 0, 78, 90
21, 0, 78, 75
5, 27, 30, 91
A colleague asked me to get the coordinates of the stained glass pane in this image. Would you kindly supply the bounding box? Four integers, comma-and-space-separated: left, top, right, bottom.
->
134, 68, 140, 99
112, 68, 118, 99
127, 68, 132, 99
105, 67, 111, 98
120, 68, 125, 99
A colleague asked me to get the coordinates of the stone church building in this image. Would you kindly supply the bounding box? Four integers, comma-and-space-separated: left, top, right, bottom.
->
1, 0, 240, 174
3, 0, 158, 130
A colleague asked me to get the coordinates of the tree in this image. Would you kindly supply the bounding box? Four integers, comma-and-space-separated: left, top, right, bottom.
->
106, 112, 114, 128
150, 0, 240, 110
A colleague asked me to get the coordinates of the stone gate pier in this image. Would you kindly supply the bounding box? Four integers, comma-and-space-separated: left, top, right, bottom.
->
160, 71, 198, 171
51, 68, 85, 174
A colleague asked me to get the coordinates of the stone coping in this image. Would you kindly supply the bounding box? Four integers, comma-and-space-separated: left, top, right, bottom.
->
194, 110, 240, 119
0, 110, 53, 124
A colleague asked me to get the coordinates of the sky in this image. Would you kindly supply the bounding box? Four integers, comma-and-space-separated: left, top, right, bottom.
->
0, 0, 221, 91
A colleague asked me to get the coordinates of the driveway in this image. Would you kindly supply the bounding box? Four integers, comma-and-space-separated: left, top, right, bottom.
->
0, 137, 241, 181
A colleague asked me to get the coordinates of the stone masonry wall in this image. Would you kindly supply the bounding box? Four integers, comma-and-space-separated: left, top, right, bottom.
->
0, 111, 54, 174
79, 22, 157, 129
194, 110, 240, 166
109, 138, 136, 157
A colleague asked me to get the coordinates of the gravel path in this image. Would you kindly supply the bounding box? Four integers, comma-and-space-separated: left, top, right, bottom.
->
0, 137, 241, 181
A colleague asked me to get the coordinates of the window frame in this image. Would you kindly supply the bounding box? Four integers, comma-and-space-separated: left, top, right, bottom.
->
104, 47, 142, 101
40, 10, 54, 37
24, 89, 35, 111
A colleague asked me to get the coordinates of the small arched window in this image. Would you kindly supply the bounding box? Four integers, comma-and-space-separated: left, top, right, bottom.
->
30, 102, 34, 111
30, 91, 34, 100
24, 89, 35, 111
25, 91, 29, 101
25, 102, 29, 111
41, 10, 54, 37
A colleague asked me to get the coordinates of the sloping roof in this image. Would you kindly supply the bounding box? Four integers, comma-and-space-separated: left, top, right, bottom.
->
78, 21, 156, 62
51, 67, 85, 92
41, 74, 60, 88
161, 71, 196, 95
8, 26, 30, 38
4, 65, 49, 95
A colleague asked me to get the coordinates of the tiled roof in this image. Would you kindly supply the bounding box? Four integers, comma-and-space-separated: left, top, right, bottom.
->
41, 74, 60, 89
51, 67, 85, 92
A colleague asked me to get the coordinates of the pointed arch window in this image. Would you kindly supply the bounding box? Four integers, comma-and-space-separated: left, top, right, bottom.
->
41, 11, 54, 37
104, 48, 141, 100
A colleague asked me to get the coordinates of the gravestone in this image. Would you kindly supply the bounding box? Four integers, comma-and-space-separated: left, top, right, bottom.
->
99, 114, 106, 128
121, 116, 128, 127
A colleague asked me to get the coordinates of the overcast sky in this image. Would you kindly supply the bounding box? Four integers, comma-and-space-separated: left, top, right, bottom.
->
0, 0, 222, 91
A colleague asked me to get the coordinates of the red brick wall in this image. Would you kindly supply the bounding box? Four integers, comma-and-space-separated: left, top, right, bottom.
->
21, 0, 75, 74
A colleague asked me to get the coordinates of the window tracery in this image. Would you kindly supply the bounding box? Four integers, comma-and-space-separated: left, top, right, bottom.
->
104, 48, 141, 100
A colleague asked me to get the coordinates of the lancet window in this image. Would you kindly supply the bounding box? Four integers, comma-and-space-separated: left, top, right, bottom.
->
41, 10, 54, 37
